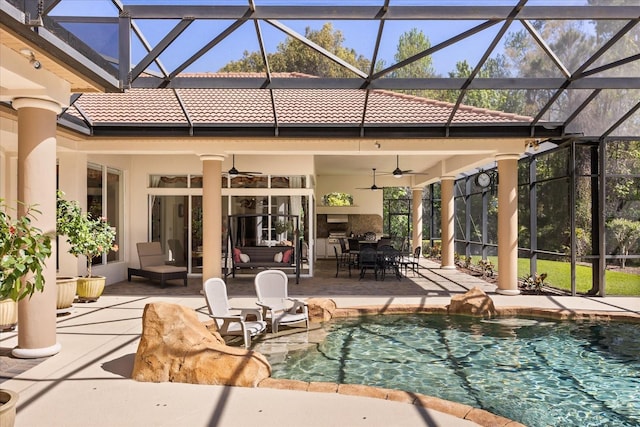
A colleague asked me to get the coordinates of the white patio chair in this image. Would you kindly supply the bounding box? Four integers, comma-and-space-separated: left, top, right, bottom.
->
254, 270, 309, 334
203, 278, 267, 348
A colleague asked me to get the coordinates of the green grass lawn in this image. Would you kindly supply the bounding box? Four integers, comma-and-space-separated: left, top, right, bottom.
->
485, 257, 640, 296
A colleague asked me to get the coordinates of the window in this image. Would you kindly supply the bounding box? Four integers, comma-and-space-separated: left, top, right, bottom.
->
149, 174, 202, 188
88, 164, 121, 265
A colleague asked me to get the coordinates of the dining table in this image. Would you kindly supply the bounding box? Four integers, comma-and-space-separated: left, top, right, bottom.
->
349, 245, 403, 281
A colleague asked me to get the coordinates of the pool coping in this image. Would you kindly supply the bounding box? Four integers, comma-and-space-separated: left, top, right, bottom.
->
262, 301, 640, 427
329, 304, 640, 322
258, 378, 523, 427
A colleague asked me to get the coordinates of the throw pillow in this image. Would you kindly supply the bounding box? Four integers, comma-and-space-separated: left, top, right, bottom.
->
282, 249, 293, 263
239, 253, 250, 263
274, 252, 283, 263
233, 247, 242, 263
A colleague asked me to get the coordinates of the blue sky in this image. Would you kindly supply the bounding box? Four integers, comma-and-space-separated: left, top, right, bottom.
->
51, 0, 592, 77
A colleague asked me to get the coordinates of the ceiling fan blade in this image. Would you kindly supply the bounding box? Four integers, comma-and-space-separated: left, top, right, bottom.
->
356, 186, 386, 190
356, 168, 387, 190
227, 155, 263, 176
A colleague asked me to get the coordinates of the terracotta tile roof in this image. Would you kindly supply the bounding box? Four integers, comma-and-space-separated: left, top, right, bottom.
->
68, 89, 188, 125
274, 89, 365, 124
366, 90, 531, 124
65, 72, 532, 127
178, 89, 274, 124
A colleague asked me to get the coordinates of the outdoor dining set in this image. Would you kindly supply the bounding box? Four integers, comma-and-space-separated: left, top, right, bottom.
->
334, 237, 421, 281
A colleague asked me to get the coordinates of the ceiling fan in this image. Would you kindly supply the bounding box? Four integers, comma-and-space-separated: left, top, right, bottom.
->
380, 155, 414, 178
227, 155, 262, 177
357, 168, 388, 191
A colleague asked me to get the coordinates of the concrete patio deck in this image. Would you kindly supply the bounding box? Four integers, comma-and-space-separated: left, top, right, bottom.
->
1, 259, 638, 427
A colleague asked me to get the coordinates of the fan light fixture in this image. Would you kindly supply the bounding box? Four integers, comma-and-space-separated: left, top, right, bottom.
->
226, 155, 262, 177
390, 155, 413, 178
228, 155, 239, 177
371, 168, 379, 191
357, 168, 385, 191
392, 156, 403, 178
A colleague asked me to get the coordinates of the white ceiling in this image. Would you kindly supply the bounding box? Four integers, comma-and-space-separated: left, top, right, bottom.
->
314, 154, 444, 177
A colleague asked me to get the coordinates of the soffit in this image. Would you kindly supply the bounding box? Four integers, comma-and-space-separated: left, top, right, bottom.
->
0, 29, 97, 93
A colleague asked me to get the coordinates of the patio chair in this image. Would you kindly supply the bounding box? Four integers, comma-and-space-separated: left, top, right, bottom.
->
203, 278, 267, 348
358, 246, 379, 280
378, 245, 402, 281
334, 245, 352, 278
338, 238, 350, 259
400, 246, 421, 276
347, 238, 360, 267
254, 270, 309, 334
128, 242, 187, 288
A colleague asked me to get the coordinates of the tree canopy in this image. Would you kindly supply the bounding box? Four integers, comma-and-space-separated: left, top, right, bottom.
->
220, 23, 372, 77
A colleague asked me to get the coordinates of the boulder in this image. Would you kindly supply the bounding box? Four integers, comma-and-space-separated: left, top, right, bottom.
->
448, 286, 497, 317
132, 302, 271, 387
306, 298, 337, 322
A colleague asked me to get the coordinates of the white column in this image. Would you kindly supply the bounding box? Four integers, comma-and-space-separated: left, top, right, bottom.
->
201, 155, 224, 281
411, 188, 423, 253
496, 154, 520, 295
12, 98, 62, 358
440, 177, 456, 269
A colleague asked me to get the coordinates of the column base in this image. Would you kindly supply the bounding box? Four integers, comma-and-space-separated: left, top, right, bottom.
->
495, 289, 521, 296
440, 264, 456, 270
12, 342, 61, 359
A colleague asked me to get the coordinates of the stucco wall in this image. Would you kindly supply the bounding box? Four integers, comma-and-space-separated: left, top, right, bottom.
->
316, 174, 384, 217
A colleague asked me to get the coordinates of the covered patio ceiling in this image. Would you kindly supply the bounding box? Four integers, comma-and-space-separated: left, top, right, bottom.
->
1, 0, 639, 179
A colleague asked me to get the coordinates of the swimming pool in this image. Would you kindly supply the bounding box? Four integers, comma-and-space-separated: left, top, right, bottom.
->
267, 314, 640, 427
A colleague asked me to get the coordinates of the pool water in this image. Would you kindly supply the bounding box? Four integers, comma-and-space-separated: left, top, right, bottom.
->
269, 314, 640, 427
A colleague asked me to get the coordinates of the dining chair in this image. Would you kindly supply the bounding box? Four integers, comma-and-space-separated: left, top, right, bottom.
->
358, 246, 379, 280
334, 246, 352, 277
378, 245, 402, 281
402, 246, 421, 276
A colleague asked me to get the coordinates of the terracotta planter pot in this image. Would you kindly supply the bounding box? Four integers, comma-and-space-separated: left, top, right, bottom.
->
76, 276, 106, 303
0, 299, 18, 332
56, 276, 77, 311
0, 389, 18, 427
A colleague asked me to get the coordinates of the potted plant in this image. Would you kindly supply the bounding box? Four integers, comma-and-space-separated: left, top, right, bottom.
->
56, 191, 117, 302
274, 220, 293, 235
0, 199, 52, 327
0, 199, 52, 427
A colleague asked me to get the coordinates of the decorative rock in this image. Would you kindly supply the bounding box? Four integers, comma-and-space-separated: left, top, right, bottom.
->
448, 286, 497, 317
132, 302, 271, 387
306, 298, 336, 322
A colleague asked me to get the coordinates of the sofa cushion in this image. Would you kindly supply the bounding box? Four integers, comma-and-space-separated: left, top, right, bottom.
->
282, 249, 293, 263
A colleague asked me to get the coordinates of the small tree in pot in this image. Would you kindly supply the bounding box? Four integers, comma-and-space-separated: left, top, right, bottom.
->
0, 199, 52, 427
56, 191, 118, 301
0, 200, 52, 302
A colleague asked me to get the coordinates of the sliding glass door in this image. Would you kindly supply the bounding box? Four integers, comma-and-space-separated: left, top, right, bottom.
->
150, 195, 203, 274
